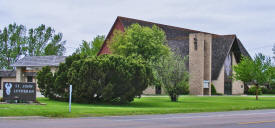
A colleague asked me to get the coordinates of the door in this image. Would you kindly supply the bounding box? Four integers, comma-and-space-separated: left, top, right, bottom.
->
155, 86, 162, 95
224, 82, 232, 95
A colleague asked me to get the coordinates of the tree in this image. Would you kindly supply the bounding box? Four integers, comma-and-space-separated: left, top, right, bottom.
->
75, 35, 105, 57
36, 66, 55, 98
155, 53, 189, 102
110, 24, 170, 64
37, 53, 82, 101
0, 23, 26, 69
68, 55, 152, 103
44, 33, 66, 56
27, 24, 66, 56
233, 53, 273, 100
0, 23, 66, 69
37, 54, 152, 103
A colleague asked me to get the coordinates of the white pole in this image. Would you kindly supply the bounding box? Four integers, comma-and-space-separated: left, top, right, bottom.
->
69, 85, 72, 113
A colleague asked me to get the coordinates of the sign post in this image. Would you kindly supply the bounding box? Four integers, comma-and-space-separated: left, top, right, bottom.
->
69, 85, 72, 113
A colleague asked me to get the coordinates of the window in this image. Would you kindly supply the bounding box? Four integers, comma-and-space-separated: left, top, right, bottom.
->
194, 37, 198, 50
27, 76, 33, 82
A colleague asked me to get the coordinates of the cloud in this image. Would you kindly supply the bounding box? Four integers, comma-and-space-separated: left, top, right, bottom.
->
0, 0, 274, 57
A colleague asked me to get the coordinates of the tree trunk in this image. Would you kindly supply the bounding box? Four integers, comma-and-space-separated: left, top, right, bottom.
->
256, 84, 259, 100
170, 94, 178, 102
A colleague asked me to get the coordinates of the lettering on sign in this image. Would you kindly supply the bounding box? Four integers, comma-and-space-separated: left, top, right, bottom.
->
3, 82, 36, 102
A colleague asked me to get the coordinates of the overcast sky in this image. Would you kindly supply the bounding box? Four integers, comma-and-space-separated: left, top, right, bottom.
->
0, 0, 274, 57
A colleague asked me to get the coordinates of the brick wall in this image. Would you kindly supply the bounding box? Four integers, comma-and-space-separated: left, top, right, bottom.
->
98, 19, 125, 55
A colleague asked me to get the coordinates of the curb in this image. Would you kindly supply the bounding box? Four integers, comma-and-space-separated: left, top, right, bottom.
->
0, 116, 48, 120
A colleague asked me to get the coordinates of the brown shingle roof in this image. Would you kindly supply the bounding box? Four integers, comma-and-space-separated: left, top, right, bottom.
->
106, 16, 250, 80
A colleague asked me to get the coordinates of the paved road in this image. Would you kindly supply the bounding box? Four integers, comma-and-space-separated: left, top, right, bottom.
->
1, 109, 275, 128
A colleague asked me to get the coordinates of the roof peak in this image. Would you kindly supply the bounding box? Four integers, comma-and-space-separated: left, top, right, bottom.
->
117, 16, 237, 36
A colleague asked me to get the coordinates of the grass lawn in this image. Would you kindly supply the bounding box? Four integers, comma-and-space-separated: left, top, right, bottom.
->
0, 96, 275, 118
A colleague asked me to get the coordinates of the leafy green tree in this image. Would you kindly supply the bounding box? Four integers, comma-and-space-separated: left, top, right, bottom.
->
27, 24, 66, 56
44, 33, 66, 55
0, 23, 26, 69
68, 55, 152, 103
155, 53, 189, 102
110, 24, 170, 64
0, 23, 66, 69
36, 66, 55, 99
233, 53, 273, 100
75, 35, 105, 57
37, 53, 82, 100
37, 54, 152, 103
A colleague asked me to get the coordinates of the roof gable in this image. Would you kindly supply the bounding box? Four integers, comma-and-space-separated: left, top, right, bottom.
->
100, 16, 250, 80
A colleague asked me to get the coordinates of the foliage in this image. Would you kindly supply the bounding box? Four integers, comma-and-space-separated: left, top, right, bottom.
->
68, 55, 152, 103
261, 87, 275, 94
109, 23, 172, 98
110, 23, 170, 64
233, 53, 273, 100
37, 54, 152, 104
27, 24, 66, 56
248, 86, 262, 95
75, 35, 105, 57
36, 66, 55, 99
0, 23, 66, 69
37, 54, 82, 100
155, 53, 189, 101
0, 23, 26, 69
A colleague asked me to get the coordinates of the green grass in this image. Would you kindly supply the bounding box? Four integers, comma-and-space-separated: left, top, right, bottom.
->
0, 96, 275, 118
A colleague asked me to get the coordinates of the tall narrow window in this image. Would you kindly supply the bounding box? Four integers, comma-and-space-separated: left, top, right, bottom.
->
194, 37, 198, 50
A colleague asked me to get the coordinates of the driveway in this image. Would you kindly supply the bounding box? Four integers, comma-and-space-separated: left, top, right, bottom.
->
1, 109, 275, 128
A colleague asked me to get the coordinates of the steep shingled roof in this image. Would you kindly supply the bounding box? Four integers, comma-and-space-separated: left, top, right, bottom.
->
100, 16, 250, 80
10, 56, 66, 67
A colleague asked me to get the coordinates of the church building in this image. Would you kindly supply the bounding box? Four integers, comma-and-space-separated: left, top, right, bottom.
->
98, 16, 250, 95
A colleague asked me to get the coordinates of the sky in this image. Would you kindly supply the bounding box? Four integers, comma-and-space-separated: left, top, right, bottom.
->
0, 0, 274, 57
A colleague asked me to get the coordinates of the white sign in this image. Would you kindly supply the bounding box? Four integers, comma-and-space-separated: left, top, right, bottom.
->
203, 80, 209, 88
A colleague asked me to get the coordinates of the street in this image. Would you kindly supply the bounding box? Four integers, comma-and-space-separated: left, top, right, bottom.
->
1, 109, 275, 128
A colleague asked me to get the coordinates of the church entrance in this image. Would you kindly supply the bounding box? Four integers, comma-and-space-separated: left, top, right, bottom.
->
224, 82, 232, 95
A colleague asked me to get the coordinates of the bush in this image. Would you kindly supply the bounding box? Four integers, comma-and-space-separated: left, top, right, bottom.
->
261, 87, 275, 94
211, 84, 222, 95
156, 53, 189, 102
261, 87, 268, 94
37, 54, 152, 104
37, 53, 82, 101
68, 55, 152, 103
36, 66, 55, 99
248, 86, 262, 95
